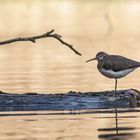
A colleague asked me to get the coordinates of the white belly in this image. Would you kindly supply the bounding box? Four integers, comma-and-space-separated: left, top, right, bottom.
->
99, 68, 136, 79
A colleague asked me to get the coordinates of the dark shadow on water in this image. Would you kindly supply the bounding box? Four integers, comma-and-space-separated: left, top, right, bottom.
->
98, 132, 136, 140
94, 116, 138, 119
98, 127, 136, 131
0, 108, 140, 117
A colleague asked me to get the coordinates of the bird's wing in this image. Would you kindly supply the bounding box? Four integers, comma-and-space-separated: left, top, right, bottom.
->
103, 55, 140, 72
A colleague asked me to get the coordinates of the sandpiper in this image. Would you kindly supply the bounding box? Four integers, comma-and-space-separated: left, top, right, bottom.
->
86, 52, 140, 92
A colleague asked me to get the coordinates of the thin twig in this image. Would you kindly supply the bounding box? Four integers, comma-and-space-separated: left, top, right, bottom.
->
0, 29, 82, 56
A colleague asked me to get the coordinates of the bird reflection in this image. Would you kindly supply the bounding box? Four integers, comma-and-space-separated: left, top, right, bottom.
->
115, 107, 118, 134
98, 108, 137, 140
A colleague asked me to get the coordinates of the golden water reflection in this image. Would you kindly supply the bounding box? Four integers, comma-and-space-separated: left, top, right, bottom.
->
0, 109, 140, 140
0, 0, 140, 93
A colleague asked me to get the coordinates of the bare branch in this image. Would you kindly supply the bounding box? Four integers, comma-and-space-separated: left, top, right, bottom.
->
0, 29, 82, 56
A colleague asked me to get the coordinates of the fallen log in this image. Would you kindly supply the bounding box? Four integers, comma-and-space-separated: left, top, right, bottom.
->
0, 89, 139, 111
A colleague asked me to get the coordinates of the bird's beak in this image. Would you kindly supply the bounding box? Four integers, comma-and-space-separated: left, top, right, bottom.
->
85, 58, 96, 63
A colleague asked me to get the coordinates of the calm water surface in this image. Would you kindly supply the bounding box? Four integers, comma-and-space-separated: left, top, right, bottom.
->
0, 0, 140, 93
0, 109, 140, 140
1, 1, 140, 140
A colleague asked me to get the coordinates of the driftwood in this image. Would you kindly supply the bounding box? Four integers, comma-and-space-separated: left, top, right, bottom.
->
0, 89, 139, 111
0, 29, 81, 56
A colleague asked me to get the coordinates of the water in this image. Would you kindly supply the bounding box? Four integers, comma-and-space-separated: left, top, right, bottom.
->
0, 0, 140, 93
1, 0, 140, 139
0, 109, 139, 140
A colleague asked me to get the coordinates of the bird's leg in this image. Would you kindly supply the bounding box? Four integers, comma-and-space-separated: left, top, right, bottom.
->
115, 78, 117, 93
114, 78, 118, 134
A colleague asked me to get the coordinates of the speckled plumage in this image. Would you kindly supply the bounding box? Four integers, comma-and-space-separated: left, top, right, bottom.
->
86, 51, 140, 79
86, 52, 140, 93
98, 54, 140, 72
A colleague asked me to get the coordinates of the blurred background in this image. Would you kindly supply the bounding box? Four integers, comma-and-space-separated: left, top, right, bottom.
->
0, 0, 140, 93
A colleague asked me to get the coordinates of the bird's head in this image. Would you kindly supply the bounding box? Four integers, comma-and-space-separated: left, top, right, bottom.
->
85, 52, 108, 63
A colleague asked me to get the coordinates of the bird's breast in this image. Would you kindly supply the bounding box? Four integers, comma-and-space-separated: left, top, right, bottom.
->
98, 68, 136, 79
